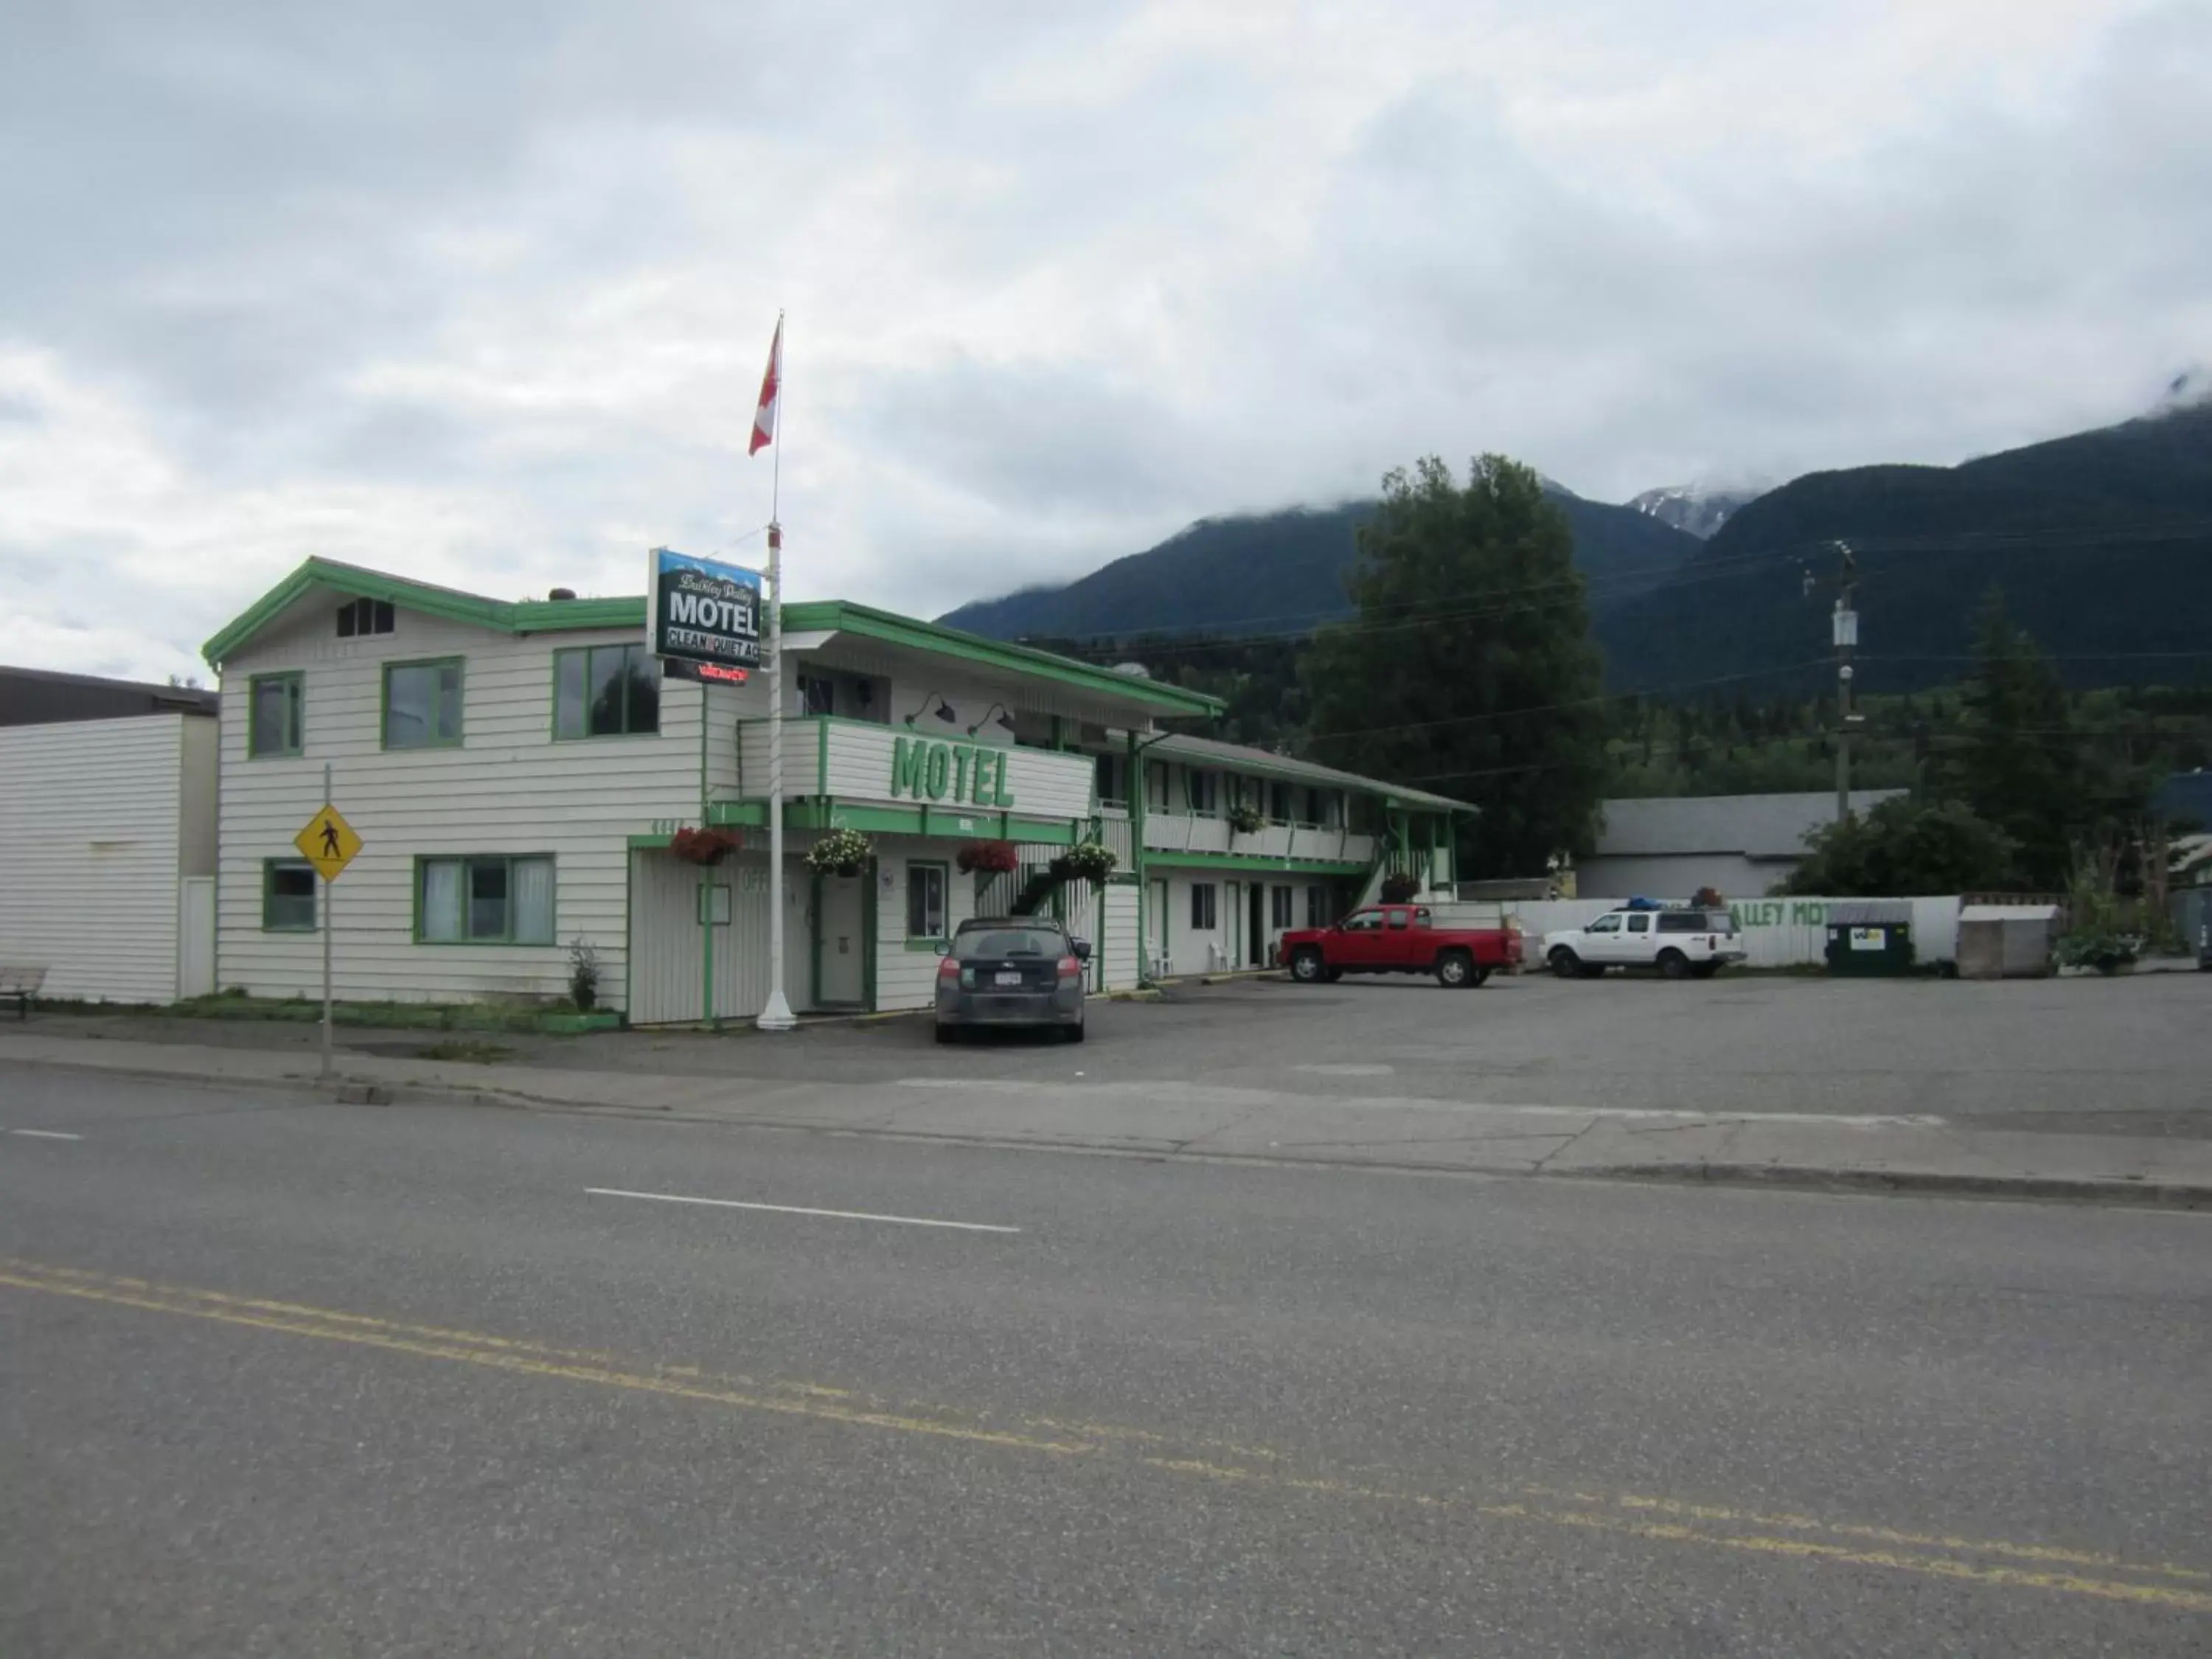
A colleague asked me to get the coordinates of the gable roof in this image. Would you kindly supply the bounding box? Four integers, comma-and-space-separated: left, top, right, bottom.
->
1595, 790, 1905, 860
1147, 731, 1476, 814
201, 557, 1222, 718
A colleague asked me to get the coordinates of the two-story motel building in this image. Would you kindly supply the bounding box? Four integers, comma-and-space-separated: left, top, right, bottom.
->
202, 559, 1471, 1022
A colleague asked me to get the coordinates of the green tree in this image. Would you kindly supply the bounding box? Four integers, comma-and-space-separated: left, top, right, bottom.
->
1944, 590, 2081, 890
1304, 456, 1607, 876
1779, 796, 2017, 896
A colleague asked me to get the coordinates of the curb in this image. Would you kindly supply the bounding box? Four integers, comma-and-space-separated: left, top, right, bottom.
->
1572, 1162, 2212, 1211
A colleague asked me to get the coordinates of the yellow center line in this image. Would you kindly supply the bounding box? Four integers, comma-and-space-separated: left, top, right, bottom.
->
6, 1257, 2208, 1614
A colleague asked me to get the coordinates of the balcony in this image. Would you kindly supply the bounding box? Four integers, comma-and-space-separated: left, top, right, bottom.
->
733, 717, 1097, 822
1141, 813, 1375, 867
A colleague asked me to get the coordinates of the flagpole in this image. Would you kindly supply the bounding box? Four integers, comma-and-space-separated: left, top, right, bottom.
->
757, 310, 796, 1031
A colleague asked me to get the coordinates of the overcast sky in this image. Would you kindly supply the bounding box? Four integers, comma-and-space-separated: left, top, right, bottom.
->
3, 1, 2206, 682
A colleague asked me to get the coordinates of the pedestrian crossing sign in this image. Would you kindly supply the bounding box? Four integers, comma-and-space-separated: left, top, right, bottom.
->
293, 804, 362, 881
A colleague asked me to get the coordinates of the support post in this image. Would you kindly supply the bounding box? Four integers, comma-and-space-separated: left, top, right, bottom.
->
319, 760, 334, 1082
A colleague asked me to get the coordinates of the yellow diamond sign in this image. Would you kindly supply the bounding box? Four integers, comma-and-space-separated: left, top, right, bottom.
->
293, 803, 363, 881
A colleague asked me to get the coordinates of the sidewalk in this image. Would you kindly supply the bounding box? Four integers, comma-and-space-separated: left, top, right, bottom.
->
7, 1027, 2210, 1208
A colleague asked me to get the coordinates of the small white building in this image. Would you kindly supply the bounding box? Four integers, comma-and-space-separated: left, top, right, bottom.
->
1578, 790, 1906, 901
198, 559, 1472, 1022
0, 712, 218, 1003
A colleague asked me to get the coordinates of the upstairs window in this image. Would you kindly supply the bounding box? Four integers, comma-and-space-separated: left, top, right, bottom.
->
336, 598, 395, 638
383, 659, 463, 750
1270, 782, 1293, 822
555, 644, 659, 739
248, 672, 303, 758
1186, 771, 1220, 816
797, 673, 836, 717
1096, 753, 1127, 809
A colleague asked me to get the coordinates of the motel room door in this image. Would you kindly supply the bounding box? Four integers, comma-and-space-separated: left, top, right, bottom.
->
815, 871, 867, 1007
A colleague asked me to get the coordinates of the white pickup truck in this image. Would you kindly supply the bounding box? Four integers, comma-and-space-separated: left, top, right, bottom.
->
1542, 905, 1745, 981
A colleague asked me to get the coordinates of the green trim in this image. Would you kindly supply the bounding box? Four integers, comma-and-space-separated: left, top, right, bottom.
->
902, 937, 950, 952
246, 672, 304, 759
1143, 850, 1371, 876
626, 832, 677, 849
381, 657, 465, 751
818, 713, 830, 791
204, 559, 1221, 717
710, 796, 1085, 844
260, 858, 319, 932
411, 853, 557, 945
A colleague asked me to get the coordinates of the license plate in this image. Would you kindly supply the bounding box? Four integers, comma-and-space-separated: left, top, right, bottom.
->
994, 970, 1023, 987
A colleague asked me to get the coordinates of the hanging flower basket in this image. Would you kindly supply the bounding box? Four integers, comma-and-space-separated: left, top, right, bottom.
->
1227, 804, 1265, 836
805, 827, 874, 877
956, 839, 1020, 874
1380, 872, 1420, 904
1060, 840, 1118, 883
670, 827, 744, 866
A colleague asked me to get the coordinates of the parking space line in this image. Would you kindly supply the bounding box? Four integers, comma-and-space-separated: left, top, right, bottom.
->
585, 1187, 1020, 1234
5, 1129, 83, 1141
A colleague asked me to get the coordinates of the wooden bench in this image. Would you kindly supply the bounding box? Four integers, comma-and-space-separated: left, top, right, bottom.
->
0, 965, 48, 1019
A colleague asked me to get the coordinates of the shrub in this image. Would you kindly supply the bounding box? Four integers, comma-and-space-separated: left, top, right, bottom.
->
566, 936, 602, 1011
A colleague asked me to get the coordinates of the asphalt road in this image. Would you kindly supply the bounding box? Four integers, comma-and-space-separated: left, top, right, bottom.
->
5, 1067, 2211, 1655
38, 967, 2212, 1135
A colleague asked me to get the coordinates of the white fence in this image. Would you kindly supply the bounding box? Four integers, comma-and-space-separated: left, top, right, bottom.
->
1503, 897, 1963, 969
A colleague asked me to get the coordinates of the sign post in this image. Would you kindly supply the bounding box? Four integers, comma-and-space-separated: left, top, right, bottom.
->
293, 774, 362, 1082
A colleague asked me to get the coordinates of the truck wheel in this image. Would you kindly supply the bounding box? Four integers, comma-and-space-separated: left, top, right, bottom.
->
1290, 947, 1326, 984
1658, 949, 1691, 981
1436, 950, 1474, 988
1548, 948, 1582, 979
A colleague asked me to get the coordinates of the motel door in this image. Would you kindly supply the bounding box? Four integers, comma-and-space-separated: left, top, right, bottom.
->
817, 872, 866, 1006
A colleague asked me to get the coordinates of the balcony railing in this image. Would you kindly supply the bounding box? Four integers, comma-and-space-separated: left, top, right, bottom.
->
1140, 813, 1374, 866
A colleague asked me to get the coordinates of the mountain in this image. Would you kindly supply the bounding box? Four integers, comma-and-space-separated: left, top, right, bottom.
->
1625, 484, 1759, 539
1594, 403, 2212, 693
939, 487, 1703, 642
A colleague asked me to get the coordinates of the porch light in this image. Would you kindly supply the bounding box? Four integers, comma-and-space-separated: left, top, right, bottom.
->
902, 692, 958, 726
966, 702, 1017, 737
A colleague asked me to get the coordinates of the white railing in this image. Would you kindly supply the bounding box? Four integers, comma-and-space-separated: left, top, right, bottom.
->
1140, 814, 1374, 865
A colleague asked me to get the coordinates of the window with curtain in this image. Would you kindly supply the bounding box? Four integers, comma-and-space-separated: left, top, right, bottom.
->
262, 860, 318, 931
383, 660, 463, 749
554, 644, 659, 738
418, 856, 554, 943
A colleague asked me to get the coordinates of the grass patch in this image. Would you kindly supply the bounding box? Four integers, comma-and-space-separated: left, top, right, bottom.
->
414, 1040, 516, 1064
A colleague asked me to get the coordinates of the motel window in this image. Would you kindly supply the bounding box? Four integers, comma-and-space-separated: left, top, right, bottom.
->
417, 855, 554, 944
336, 598, 394, 638
796, 673, 836, 717
1186, 771, 1220, 816
1306, 885, 1329, 927
1145, 762, 1169, 812
262, 860, 318, 931
906, 862, 947, 941
1190, 883, 1218, 930
383, 659, 464, 750
1270, 782, 1293, 822
554, 644, 659, 739
1270, 886, 1293, 928
1096, 753, 1127, 809
248, 672, 303, 758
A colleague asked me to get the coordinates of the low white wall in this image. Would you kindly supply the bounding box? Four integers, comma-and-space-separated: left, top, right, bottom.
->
1509, 896, 1962, 968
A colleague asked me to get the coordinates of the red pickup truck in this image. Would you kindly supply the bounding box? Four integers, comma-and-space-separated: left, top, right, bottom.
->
1279, 904, 1520, 989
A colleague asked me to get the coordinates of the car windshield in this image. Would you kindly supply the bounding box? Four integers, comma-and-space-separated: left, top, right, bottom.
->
954, 928, 1064, 960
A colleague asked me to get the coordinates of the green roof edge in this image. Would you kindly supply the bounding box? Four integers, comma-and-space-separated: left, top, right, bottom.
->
200, 557, 1223, 717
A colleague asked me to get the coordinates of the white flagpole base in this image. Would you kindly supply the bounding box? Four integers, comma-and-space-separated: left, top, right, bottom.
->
757, 991, 797, 1032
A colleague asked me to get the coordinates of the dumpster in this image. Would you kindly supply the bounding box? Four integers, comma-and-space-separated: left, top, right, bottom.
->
1823, 901, 1915, 976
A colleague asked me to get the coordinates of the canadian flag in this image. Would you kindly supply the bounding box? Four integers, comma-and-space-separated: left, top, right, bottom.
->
749, 318, 782, 456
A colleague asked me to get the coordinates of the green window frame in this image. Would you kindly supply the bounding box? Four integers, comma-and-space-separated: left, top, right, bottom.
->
248, 672, 304, 758
414, 855, 556, 945
905, 860, 949, 947
382, 658, 464, 751
554, 643, 661, 740
262, 859, 318, 931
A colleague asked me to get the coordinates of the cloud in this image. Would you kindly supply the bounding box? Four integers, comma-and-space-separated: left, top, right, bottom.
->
1, 0, 2206, 678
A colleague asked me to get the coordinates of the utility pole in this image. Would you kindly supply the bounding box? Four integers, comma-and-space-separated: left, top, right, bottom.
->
1832, 543, 1860, 823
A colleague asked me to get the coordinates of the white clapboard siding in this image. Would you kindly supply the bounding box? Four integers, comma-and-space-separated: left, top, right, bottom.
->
215, 600, 704, 1010
0, 714, 204, 1003
873, 836, 980, 1011
1097, 881, 1140, 991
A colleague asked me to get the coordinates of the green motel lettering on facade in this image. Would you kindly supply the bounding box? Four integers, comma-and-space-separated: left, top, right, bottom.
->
890, 736, 1016, 808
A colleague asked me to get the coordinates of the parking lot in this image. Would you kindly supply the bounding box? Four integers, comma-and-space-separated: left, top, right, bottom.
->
32, 965, 2212, 1138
